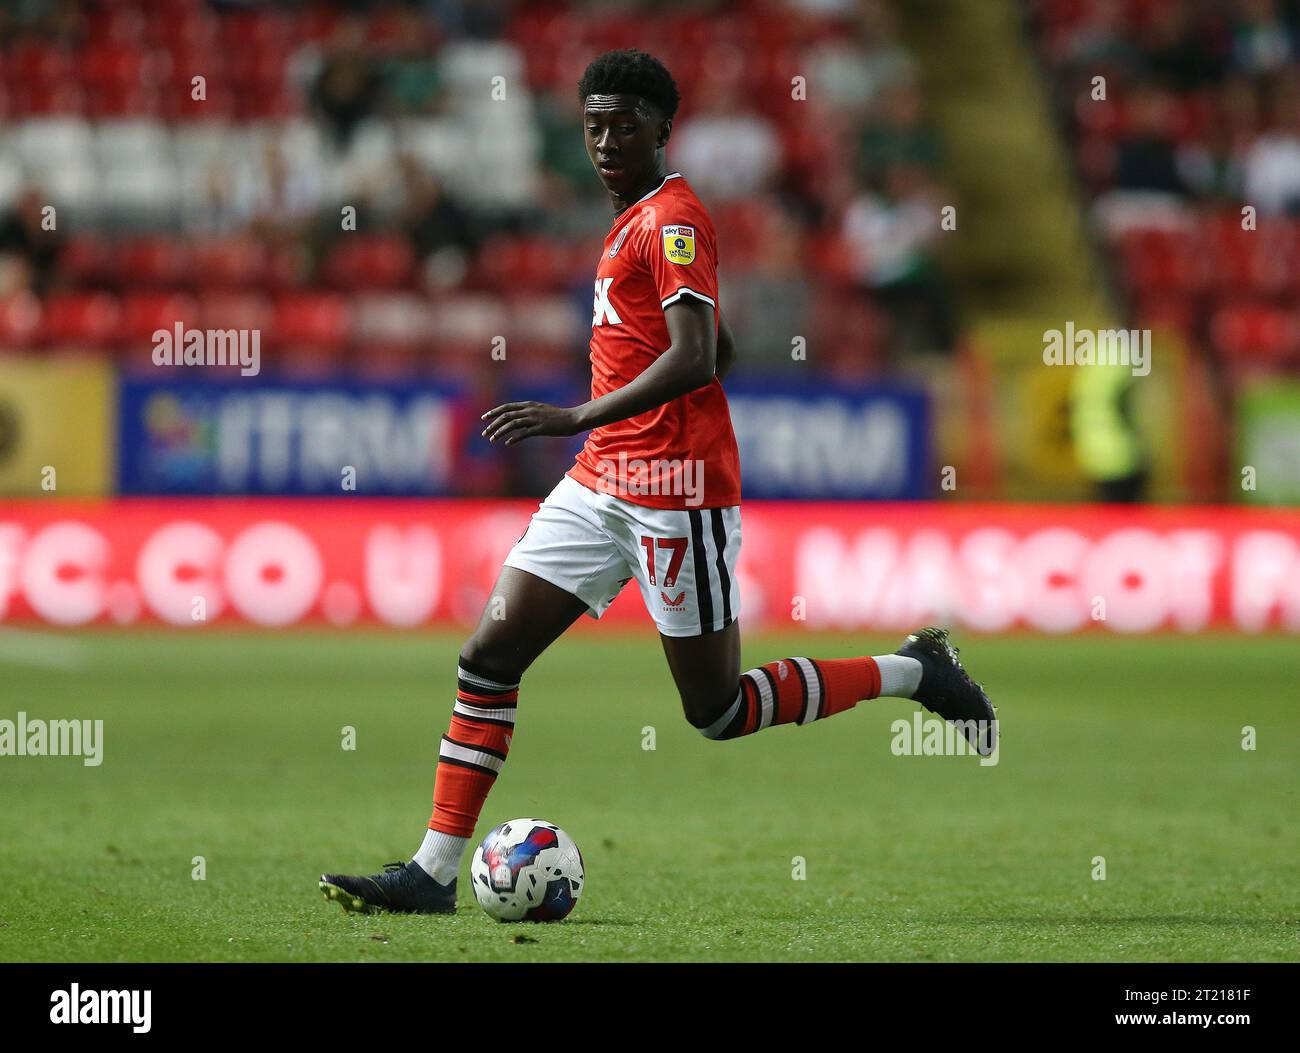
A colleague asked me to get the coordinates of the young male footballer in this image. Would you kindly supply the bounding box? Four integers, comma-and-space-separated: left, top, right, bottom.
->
320, 49, 997, 914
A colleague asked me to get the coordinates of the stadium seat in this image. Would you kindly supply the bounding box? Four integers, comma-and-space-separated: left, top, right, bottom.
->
59, 236, 114, 286
118, 291, 199, 349
1210, 303, 1300, 370
1116, 228, 1205, 299
93, 120, 179, 215
322, 236, 416, 292
42, 291, 122, 348
0, 291, 42, 347
117, 236, 194, 289
10, 117, 97, 206
190, 236, 269, 290
352, 293, 432, 347
273, 292, 352, 349
198, 292, 276, 342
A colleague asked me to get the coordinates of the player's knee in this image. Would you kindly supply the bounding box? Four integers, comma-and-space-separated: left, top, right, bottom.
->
457, 639, 524, 691
683, 685, 742, 741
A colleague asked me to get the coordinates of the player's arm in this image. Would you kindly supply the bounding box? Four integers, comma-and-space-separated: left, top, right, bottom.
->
715, 312, 736, 382
481, 298, 716, 445
571, 297, 716, 432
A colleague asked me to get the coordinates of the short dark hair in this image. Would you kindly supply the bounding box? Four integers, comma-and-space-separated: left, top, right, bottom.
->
578, 49, 680, 120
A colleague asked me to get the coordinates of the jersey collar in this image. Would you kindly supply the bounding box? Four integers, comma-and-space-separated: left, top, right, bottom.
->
611, 172, 682, 232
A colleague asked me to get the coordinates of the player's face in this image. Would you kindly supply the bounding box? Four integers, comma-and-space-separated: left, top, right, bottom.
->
583, 94, 667, 200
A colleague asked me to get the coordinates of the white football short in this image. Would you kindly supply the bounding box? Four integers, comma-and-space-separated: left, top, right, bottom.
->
502, 473, 741, 637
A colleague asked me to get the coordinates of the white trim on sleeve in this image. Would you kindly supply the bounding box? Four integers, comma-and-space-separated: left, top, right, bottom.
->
660, 287, 717, 310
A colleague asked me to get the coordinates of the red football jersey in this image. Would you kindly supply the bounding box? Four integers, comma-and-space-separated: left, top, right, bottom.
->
567, 172, 742, 510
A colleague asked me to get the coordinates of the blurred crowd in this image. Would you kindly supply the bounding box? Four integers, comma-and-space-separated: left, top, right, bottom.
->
1032, 0, 1300, 378
0, 0, 958, 381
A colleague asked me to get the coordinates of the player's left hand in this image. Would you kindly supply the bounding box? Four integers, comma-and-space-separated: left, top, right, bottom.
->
480, 401, 580, 445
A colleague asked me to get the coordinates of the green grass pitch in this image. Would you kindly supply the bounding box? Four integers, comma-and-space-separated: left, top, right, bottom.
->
0, 629, 1296, 962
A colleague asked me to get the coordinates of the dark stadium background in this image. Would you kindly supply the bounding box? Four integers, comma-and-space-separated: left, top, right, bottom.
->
0, 0, 1296, 966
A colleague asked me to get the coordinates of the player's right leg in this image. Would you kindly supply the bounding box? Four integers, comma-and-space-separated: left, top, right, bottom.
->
321, 475, 628, 915
319, 566, 590, 915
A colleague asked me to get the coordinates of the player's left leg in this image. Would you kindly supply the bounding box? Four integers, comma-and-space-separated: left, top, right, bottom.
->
616, 501, 995, 756
660, 622, 996, 756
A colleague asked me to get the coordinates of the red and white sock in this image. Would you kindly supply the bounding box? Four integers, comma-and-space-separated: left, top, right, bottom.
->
698, 654, 921, 740
413, 657, 518, 884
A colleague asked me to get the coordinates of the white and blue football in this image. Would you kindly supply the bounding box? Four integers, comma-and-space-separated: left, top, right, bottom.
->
470, 818, 584, 922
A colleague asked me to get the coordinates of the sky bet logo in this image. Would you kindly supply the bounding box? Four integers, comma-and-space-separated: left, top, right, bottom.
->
50, 984, 151, 1033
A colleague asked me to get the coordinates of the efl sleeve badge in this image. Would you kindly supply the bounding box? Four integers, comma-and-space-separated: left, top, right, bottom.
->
662, 225, 696, 265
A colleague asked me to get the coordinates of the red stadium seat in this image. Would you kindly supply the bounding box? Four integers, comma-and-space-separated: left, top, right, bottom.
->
118, 291, 199, 348
221, 10, 294, 53
117, 237, 194, 289
198, 293, 276, 342
322, 236, 416, 292
0, 292, 43, 348
85, 6, 148, 47
273, 292, 352, 349
1210, 304, 1300, 370
80, 46, 158, 91
472, 236, 578, 294
8, 43, 76, 86
1116, 227, 1205, 299
12, 81, 85, 116
191, 237, 269, 290
806, 231, 857, 288
86, 83, 162, 118
59, 236, 113, 285
144, 2, 219, 51
1202, 215, 1295, 297
43, 292, 123, 348
1134, 295, 1196, 339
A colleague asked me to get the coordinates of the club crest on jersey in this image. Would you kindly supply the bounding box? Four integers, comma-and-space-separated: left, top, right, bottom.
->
662, 225, 695, 265
609, 225, 631, 258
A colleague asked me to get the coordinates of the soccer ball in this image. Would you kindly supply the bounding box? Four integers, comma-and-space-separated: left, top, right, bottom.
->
470, 818, 584, 922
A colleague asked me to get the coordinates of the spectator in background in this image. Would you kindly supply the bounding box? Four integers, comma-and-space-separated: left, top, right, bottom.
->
858, 80, 942, 182
1113, 87, 1188, 195
1178, 111, 1247, 204
1093, 86, 1191, 232
241, 139, 326, 244
1144, 0, 1225, 91
382, 7, 444, 116
398, 153, 476, 289
672, 75, 781, 202
535, 86, 600, 197
311, 20, 383, 148
1059, 0, 1146, 84
802, 0, 915, 118
842, 162, 955, 355
1231, 0, 1296, 76
0, 185, 61, 296
721, 200, 812, 373
1242, 78, 1300, 213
